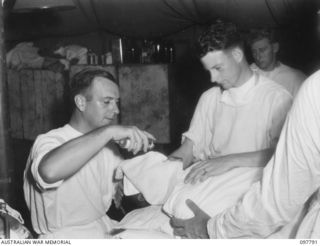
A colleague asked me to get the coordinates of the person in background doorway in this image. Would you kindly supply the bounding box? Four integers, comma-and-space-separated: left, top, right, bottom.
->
248, 29, 306, 97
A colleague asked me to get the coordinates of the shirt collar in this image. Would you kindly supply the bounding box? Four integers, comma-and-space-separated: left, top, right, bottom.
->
220, 73, 258, 106
65, 124, 83, 138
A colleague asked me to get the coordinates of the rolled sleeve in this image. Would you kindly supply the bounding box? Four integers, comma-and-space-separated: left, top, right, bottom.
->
182, 94, 207, 144
182, 88, 219, 160
29, 135, 64, 190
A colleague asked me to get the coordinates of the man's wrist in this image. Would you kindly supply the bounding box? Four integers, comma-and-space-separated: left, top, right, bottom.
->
102, 125, 115, 142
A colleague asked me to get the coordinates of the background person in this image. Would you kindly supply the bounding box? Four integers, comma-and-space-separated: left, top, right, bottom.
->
248, 28, 306, 97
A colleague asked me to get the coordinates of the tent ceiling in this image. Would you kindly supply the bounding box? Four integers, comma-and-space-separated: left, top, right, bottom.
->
4, 0, 317, 41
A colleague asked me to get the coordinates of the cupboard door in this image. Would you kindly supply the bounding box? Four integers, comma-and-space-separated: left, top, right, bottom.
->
8, 69, 66, 140
119, 64, 170, 143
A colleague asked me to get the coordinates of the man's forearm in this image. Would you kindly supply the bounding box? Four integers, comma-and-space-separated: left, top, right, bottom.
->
224, 148, 274, 168
39, 125, 113, 183
169, 138, 194, 169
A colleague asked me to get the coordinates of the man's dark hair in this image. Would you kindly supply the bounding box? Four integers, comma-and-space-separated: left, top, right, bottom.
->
198, 20, 244, 58
246, 28, 276, 47
69, 67, 117, 108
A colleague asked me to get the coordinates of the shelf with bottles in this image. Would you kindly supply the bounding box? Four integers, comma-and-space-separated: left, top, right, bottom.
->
87, 50, 113, 66
85, 38, 175, 66
122, 38, 175, 64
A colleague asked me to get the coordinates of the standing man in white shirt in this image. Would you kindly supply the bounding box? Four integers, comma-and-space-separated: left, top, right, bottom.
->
170, 12, 320, 238
169, 20, 292, 184
248, 29, 306, 97
170, 69, 320, 239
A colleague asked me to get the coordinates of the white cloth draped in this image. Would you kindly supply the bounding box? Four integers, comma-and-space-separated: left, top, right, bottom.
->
118, 152, 262, 237
163, 167, 262, 219
121, 152, 183, 204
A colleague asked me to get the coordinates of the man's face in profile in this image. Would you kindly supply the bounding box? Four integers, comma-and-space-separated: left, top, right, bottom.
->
201, 49, 242, 90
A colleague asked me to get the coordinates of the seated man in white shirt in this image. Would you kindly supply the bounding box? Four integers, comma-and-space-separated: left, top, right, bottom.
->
23, 67, 155, 238
169, 20, 293, 184
247, 28, 306, 97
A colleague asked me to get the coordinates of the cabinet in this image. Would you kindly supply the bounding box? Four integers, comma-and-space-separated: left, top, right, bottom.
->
8, 64, 172, 143
7, 69, 66, 140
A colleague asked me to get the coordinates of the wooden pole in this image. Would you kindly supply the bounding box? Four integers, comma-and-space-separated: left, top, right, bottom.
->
0, 4, 12, 201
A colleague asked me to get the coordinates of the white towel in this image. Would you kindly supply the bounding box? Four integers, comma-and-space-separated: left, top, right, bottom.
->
121, 152, 263, 219
163, 167, 263, 219
119, 153, 264, 237
120, 151, 183, 205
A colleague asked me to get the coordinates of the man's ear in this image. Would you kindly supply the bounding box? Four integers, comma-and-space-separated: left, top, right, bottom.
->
272, 42, 279, 54
231, 47, 244, 63
74, 94, 86, 112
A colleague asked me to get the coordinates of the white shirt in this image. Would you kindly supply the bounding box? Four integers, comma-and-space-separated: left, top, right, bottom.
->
23, 124, 122, 238
183, 73, 293, 161
208, 70, 320, 238
251, 63, 306, 97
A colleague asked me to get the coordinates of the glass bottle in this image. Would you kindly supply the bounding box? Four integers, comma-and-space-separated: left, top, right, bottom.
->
169, 43, 175, 63
106, 52, 113, 65
100, 54, 105, 65
87, 50, 92, 65
140, 40, 148, 64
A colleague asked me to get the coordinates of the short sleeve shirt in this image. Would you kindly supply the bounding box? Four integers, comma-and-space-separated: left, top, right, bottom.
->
183, 73, 293, 161
23, 124, 122, 238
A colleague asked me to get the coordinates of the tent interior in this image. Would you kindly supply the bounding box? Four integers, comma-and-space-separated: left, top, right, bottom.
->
1, 0, 320, 237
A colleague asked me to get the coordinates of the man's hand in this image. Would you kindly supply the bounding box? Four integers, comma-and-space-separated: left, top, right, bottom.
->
184, 149, 274, 184
108, 125, 156, 154
38, 124, 155, 184
170, 199, 210, 239
184, 156, 235, 184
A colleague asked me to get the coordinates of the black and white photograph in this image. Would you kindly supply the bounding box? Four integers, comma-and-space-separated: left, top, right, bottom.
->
1, 0, 320, 243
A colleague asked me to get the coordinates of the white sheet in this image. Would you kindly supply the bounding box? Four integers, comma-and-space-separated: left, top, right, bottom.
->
121, 151, 183, 205
119, 152, 263, 237
116, 205, 173, 236
163, 167, 262, 219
